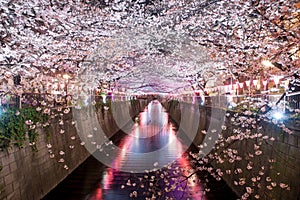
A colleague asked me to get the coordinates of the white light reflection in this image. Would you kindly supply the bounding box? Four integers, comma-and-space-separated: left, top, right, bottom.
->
101, 101, 207, 199
102, 168, 114, 190
273, 111, 284, 120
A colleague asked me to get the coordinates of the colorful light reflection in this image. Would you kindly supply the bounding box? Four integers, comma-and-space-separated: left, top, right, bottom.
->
88, 100, 207, 199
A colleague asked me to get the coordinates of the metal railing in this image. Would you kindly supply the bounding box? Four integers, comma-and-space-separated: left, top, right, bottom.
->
285, 91, 300, 110
1, 92, 299, 112
0, 93, 137, 109
179, 94, 280, 107
176, 91, 300, 116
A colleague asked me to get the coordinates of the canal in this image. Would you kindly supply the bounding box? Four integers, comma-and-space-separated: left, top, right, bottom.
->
43, 100, 237, 200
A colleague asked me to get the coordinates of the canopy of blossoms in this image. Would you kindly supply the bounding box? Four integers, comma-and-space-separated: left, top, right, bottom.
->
0, 0, 299, 94
0, 1, 299, 199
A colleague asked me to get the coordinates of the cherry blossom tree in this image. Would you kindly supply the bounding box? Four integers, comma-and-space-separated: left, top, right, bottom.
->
0, 0, 298, 94
0, 0, 299, 199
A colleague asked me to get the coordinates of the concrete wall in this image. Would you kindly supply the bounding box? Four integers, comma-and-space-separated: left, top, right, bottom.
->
164, 100, 300, 200
0, 99, 148, 200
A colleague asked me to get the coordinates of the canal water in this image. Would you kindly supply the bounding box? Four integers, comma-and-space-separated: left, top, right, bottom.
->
43, 100, 237, 200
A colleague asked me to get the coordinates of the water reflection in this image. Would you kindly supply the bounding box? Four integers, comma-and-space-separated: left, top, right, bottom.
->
43, 101, 236, 200
86, 101, 206, 199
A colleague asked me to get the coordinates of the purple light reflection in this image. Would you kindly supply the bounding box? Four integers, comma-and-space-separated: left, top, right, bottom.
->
87, 101, 207, 199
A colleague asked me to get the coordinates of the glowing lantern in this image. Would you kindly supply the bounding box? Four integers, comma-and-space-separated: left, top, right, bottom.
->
262, 80, 268, 86
262, 80, 268, 90
239, 82, 244, 88
261, 60, 274, 68
257, 83, 261, 90
245, 80, 251, 87
253, 80, 258, 86
274, 76, 280, 85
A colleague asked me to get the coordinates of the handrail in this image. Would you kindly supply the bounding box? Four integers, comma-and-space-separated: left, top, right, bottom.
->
286, 91, 300, 97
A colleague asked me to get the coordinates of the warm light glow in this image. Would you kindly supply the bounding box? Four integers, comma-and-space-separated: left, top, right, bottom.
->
253, 80, 258, 86
257, 83, 261, 90
274, 76, 280, 85
262, 80, 268, 86
102, 94, 107, 104
238, 82, 244, 88
102, 168, 114, 190
261, 60, 274, 68
262, 80, 268, 90
62, 74, 71, 80
245, 80, 251, 87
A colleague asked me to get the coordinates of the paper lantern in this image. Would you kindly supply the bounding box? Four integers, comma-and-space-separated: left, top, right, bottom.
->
253, 80, 258, 86
245, 80, 251, 87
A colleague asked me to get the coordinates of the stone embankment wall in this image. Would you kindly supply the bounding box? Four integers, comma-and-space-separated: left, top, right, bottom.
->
164, 100, 300, 200
0, 99, 148, 200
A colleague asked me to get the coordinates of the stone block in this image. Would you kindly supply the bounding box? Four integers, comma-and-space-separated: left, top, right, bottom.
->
284, 167, 299, 180
0, 187, 7, 200
283, 186, 299, 200
287, 134, 298, 147
7, 147, 16, 155
274, 142, 289, 155
12, 181, 20, 191
0, 177, 4, 186
3, 183, 13, 195
283, 132, 289, 144
24, 147, 33, 157
0, 165, 10, 177
9, 162, 17, 173
6, 189, 20, 200
1, 157, 11, 167
36, 141, 47, 151
8, 154, 15, 164
288, 146, 300, 160
0, 151, 6, 160
4, 174, 14, 185
275, 131, 285, 143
